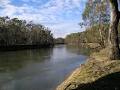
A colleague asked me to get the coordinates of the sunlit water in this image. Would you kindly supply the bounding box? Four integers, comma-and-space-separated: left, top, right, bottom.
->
0, 45, 88, 90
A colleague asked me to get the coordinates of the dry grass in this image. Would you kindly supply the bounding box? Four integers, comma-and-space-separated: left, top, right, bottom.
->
56, 49, 120, 90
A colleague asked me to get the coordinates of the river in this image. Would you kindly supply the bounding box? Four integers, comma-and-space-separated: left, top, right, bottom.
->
0, 45, 88, 90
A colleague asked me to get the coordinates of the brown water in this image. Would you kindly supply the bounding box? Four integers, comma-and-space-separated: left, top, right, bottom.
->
0, 45, 88, 90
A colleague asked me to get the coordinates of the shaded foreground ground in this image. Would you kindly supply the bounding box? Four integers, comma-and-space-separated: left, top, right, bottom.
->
56, 49, 120, 90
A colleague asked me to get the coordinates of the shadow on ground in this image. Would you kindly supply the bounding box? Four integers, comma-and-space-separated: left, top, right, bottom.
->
74, 72, 120, 90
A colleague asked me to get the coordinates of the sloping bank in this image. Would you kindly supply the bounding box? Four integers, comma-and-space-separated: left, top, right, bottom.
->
56, 49, 120, 90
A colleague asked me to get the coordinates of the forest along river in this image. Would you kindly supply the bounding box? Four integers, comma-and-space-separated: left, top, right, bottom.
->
0, 45, 88, 90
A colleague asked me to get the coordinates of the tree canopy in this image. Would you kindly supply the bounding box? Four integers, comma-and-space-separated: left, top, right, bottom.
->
0, 17, 54, 47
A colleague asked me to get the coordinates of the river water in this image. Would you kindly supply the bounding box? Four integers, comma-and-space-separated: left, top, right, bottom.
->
0, 45, 88, 90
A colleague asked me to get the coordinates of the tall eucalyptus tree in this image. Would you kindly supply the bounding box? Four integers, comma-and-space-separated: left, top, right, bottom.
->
108, 0, 120, 60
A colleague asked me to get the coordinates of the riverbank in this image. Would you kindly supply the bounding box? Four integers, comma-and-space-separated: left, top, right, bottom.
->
56, 49, 120, 90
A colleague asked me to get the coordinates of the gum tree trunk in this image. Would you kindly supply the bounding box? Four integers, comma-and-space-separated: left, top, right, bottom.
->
108, 0, 120, 60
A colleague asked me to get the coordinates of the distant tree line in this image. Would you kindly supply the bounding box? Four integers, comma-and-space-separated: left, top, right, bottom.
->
0, 16, 54, 49
65, 24, 120, 47
65, 24, 109, 46
54, 38, 65, 44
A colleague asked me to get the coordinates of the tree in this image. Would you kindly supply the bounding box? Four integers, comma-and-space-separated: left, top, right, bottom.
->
0, 17, 54, 48
82, 0, 109, 47
54, 38, 65, 44
82, 0, 120, 60
108, 0, 120, 60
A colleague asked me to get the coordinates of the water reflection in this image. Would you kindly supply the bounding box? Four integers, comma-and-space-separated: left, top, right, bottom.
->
0, 45, 88, 90
66, 45, 98, 56
0, 48, 53, 72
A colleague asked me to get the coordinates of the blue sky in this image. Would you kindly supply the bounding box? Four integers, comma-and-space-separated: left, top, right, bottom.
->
0, 0, 87, 38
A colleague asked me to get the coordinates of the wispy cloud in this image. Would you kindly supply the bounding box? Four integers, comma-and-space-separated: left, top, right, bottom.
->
0, 0, 87, 38
46, 22, 85, 38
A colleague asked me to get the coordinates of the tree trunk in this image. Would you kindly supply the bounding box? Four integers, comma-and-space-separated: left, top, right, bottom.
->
108, 0, 120, 60
99, 24, 105, 48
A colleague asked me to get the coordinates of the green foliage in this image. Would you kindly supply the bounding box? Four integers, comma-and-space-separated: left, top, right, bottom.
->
77, 0, 111, 47
67, 0, 120, 48
82, 0, 110, 25
0, 16, 54, 47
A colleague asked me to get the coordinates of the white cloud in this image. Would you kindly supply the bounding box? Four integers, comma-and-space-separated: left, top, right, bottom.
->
22, 0, 42, 3
0, 0, 10, 6
46, 22, 85, 38
0, 0, 87, 37
0, 0, 16, 16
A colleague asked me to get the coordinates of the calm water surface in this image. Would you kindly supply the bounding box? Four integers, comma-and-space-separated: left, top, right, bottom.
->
0, 45, 88, 90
